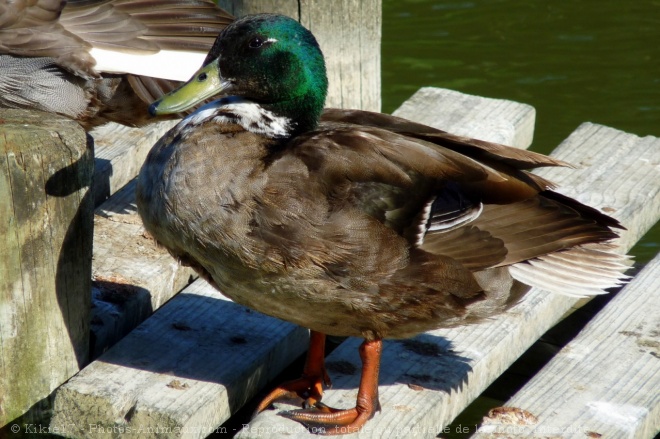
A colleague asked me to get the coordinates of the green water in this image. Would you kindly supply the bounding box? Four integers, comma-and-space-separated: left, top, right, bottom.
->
382, 0, 659, 265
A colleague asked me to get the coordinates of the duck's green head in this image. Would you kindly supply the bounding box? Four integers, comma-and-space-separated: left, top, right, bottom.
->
150, 14, 328, 136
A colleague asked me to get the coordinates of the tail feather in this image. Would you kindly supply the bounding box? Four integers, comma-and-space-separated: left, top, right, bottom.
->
509, 243, 631, 297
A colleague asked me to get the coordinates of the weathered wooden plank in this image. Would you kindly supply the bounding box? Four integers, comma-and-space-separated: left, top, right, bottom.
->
88, 122, 190, 358
50, 88, 535, 437
0, 109, 94, 427
51, 279, 309, 439
475, 254, 660, 438
91, 180, 197, 358
393, 87, 535, 148
90, 121, 176, 206
238, 126, 659, 436
216, 0, 382, 111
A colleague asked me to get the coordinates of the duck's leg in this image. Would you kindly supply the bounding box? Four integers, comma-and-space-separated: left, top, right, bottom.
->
254, 330, 331, 414
280, 338, 382, 436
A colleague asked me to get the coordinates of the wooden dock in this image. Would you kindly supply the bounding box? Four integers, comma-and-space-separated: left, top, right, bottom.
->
44, 87, 660, 439
1, 3, 658, 435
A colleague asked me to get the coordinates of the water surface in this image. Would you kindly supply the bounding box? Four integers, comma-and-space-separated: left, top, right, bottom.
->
382, 0, 659, 264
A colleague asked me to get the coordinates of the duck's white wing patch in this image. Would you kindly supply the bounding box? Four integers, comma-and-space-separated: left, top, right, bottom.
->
89, 48, 206, 81
413, 181, 484, 245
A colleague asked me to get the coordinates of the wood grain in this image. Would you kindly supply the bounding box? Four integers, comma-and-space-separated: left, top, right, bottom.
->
91, 180, 197, 358
475, 254, 660, 438
0, 109, 93, 426
90, 121, 177, 206
51, 279, 309, 439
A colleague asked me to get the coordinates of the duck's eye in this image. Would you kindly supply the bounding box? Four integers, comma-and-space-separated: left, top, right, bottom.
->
197, 72, 207, 81
249, 36, 264, 49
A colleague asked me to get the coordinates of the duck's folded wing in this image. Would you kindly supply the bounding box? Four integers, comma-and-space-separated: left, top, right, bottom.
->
294, 117, 628, 295
323, 108, 574, 203
421, 193, 621, 267
291, 121, 547, 257
107, 0, 233, 52
60, 0, 231, 53
0, 0, 98, 77
0, 0, 232, 80
321, 108, 571, 170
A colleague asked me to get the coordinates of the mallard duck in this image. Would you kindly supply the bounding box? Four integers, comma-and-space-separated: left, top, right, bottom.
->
0, 0, 233, 129
136, 14, 629, 435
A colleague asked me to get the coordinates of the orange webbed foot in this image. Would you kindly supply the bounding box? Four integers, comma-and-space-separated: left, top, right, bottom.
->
254, 331, 331, 415
279, 400, 381, 435
278, 338, 383, 436
254, 370, 332, 414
